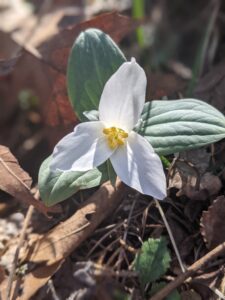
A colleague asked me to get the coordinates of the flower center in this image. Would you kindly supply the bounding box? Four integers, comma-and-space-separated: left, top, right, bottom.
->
103, 127, 128, 149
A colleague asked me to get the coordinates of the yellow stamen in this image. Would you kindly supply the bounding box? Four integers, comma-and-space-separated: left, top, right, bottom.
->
103, 127, 128, 149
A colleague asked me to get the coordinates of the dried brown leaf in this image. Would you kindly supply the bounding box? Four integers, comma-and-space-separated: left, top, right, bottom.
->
200, 196, 225, 249
168, 149, 219, 201
0, 180, 126, 300
37, 12, 137, 73
0, 13, 137, 147
37, 12, 137, 127
0, 145, 58, 215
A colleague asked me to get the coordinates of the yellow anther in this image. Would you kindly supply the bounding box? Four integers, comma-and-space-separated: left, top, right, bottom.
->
103, 127, 128, 149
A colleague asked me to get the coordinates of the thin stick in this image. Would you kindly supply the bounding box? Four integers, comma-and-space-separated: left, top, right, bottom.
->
6, 205, 34, 300
150, 241, 225, 300
116, 194, 138, 269
154, 199, 186, 273
86, 222, 123, 257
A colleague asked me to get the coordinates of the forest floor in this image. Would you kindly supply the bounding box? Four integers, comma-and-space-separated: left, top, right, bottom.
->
1, 0, 225, 299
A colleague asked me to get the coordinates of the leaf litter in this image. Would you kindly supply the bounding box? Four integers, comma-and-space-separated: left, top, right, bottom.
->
1, 1, 225, 300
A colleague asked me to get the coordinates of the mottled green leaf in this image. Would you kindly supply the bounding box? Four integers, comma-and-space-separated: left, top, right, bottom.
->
134, 237, 171, 286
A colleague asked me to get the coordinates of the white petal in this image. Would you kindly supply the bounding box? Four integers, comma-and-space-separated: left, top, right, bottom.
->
99, 59, 147, 131
110, 132, 166, 199
50, 121, 114, 172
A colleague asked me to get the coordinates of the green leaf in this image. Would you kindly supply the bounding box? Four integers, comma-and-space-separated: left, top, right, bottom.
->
149, 282, 181, 300
137, 99, 225, 155
38, 156, 109, 206
134, 237, 171, 287
67, 28, 126, 121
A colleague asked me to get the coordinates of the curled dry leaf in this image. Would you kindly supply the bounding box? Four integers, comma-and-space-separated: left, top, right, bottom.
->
0, 180, 126, 300
200, 196, 225, 249
0, 145, 59, 215
169, 149, 221, 200
169, 148, 211, 196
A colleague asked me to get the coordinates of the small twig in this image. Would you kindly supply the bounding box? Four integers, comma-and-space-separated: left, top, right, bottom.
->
119, 239, 137, 254
123, 195, 138, 241
150, 241, 225, 300
154, 199, 186, 273
141, 202, 154, 239
116, 194, 138, 269
210, 287, 225, 300
86, 221, 123, 257
6, 205, 34, 300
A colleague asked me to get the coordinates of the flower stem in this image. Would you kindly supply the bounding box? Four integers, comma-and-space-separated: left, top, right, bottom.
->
154, 198, 186, 273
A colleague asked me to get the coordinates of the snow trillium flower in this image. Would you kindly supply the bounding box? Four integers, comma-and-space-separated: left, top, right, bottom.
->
50, 58, 166, 200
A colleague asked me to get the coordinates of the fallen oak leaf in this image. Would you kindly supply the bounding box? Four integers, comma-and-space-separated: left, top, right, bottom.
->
0, 180, 126, 300
39, 12, 138, 127
200, 196, 225, 249
0, 145, 59, 215
37, 11, 138, 73
1, 13, 137, 132
41, 68, 77, 127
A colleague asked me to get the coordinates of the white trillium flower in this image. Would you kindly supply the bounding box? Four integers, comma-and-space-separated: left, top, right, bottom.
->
50, 58, 166, 200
